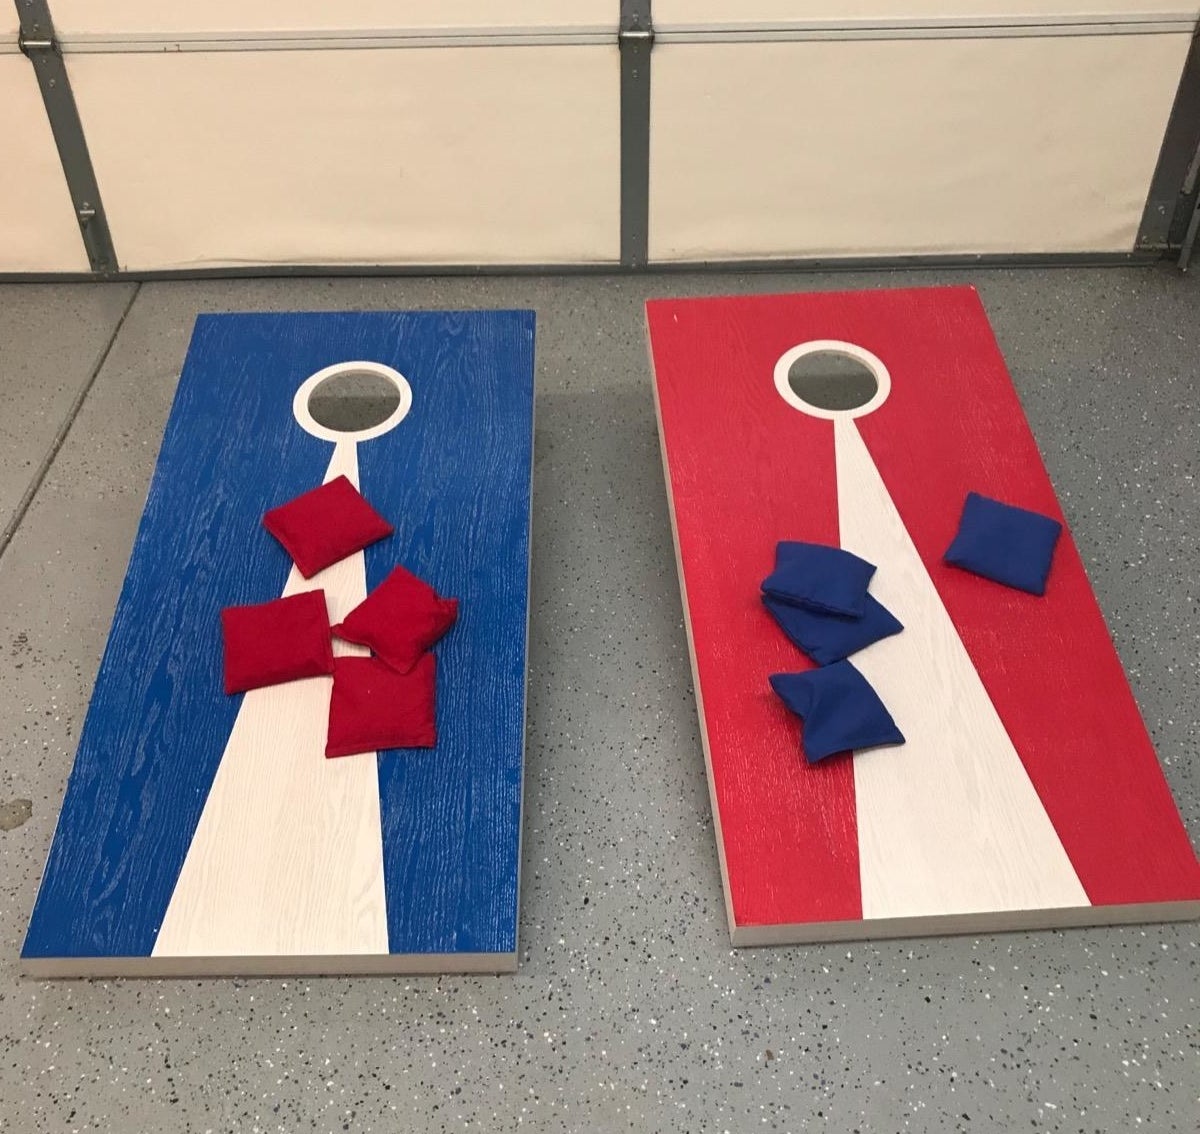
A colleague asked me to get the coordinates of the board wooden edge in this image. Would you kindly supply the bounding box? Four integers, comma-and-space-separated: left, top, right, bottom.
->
731, 899, 1200, 947
20, 951, 519, 980
645, 307, 740, 942
510, 327, 537, 973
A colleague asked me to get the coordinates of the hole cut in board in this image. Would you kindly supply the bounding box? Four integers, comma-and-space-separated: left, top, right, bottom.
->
306, 368, 404, 434
787, 350, 879, 412
773, 340, 892, 421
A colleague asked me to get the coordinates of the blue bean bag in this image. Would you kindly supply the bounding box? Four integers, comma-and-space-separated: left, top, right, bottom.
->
769, 661, 905, 763
761, 540, 877, 617
763, 593, 903, 666
944, 492, 1062, 596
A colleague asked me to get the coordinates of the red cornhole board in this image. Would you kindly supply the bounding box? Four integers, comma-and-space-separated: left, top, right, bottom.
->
647, 286, 1200, 945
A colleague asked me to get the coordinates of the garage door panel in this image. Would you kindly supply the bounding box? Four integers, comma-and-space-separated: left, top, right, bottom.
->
649, 35, 1190, 260
69, 47, 620, 269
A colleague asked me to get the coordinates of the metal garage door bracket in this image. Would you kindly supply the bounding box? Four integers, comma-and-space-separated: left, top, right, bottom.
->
619, 1, 654, 268
16, 0, 118, 273
1138, 29, 1200, 262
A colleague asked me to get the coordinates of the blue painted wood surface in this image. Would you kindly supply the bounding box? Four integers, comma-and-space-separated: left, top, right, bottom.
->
23, 310, 535, 962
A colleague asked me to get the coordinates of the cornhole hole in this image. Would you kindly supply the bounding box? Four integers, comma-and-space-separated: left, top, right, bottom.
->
647, 286, 1200, 945
23, 310, 535, 976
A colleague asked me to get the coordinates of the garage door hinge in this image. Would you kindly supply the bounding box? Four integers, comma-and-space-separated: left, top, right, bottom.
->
619, 0, 655, 45
619, 27, 655, 48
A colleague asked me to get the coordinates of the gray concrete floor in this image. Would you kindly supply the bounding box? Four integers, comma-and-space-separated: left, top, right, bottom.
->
1, 267, 1197, 1133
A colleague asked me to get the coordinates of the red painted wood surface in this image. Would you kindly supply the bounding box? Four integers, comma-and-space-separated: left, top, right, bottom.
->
649, 296, 861, 929
648, 286, 1200, 931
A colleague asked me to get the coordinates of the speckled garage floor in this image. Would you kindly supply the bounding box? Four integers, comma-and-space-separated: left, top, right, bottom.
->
1, 268, 1197, 1134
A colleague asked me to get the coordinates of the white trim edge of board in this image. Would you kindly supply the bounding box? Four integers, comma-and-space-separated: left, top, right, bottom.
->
731, 900, 1200, 946
22, 951, 519, 978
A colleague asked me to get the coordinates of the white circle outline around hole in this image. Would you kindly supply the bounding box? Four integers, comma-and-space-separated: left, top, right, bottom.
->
292, 360, 413, 443
773, 339, 892, 421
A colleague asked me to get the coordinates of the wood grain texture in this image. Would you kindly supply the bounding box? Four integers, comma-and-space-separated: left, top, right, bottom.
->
837, 419, 1088, 920
853, 289, 1200, 909
647, 302, 864, 932
647, 286, 1200, 944
23, 310, 534, 974
153, 443, 386, 959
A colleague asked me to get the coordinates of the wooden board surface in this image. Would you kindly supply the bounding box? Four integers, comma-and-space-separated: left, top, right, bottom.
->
23, 311, 535, 976
647, 286, 1200, 944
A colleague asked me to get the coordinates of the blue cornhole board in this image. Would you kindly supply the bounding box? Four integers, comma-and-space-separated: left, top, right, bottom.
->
23, 311, 535, 976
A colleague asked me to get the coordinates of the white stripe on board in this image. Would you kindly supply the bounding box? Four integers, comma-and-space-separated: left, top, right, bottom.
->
834, 418, 1089, 921
153, 441, 388, 958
